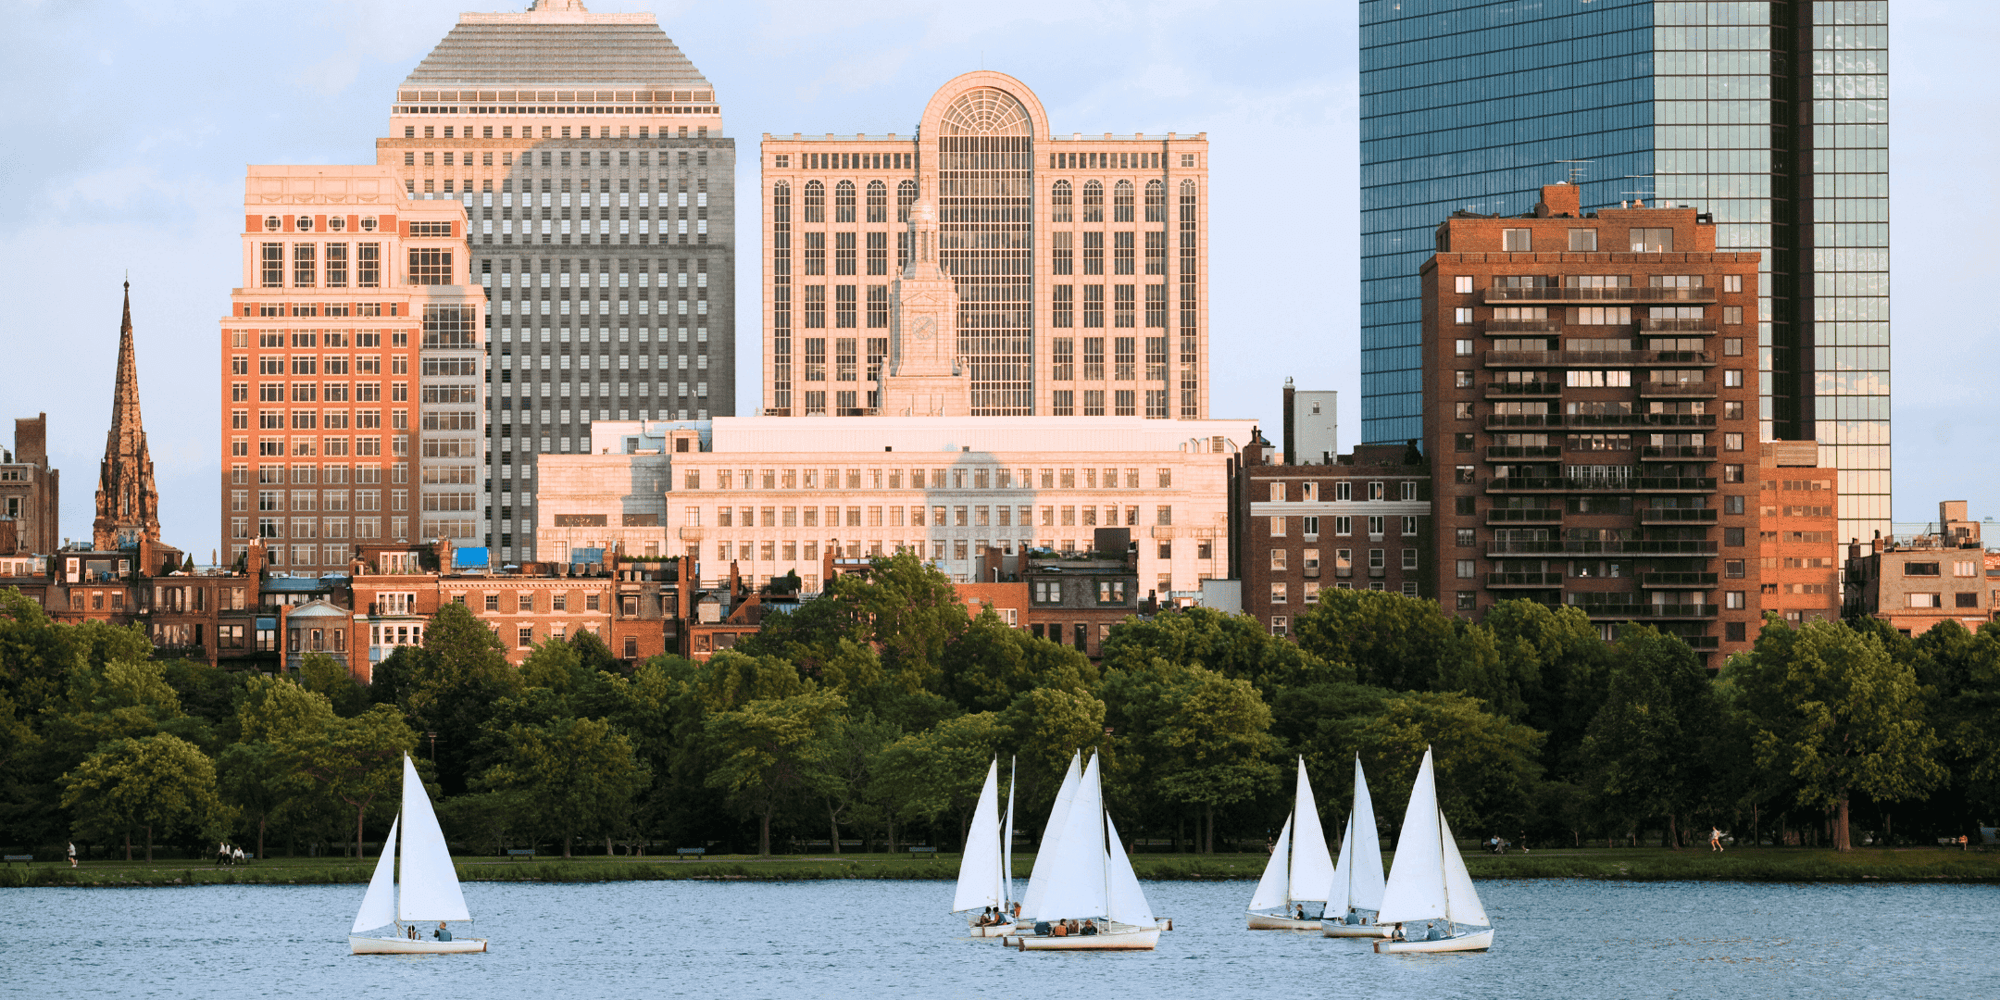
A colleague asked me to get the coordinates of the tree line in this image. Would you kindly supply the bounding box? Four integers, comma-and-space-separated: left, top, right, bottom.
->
2, 557, 1994, 861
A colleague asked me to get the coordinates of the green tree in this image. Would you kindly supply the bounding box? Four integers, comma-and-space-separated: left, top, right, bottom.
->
159, 659, 244, 731
476, 716, 649, 857
1916, 621, 2000, 826
1480, 600, 1610, 771
237, 676, 336, 744
518, 637, 588, 693
1578, 625, 1723, 848
568, 627, 619, 676
1101, 605, 1342, 694
280, 704, 417, 858
704, 690, 847, 855
215, 740, 299, 860
1726, 618, 1946, 850
401, 602, 520, 793
699, 650, 815, 711
1353, 690, 1545, 839
806, 712, 899, 852
944, 607, 1097, 711
876, 712, 1008, 850
1115, 662, 1279, 853
830, 551, 969, 692
299, 651, 369, 717
1292, 590, 1455, 691
61, 733, 224, 861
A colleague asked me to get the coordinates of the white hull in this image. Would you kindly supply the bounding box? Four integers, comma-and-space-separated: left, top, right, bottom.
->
1011, 926, 1160, 951
1374, 928, 1494, 954
1246, 912, 1321, 931
350, 935, 487, 955
1322, 921, 1391, 938
967, 920, 1013, 938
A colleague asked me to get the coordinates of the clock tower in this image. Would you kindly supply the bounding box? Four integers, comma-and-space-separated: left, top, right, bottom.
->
878, 197, 972, 417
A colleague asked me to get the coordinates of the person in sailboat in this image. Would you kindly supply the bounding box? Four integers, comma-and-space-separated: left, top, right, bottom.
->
1080, 919, 1098, 936
435, 922, 453, 942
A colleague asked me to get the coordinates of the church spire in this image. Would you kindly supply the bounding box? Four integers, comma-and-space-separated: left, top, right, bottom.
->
93, 280, 161, 550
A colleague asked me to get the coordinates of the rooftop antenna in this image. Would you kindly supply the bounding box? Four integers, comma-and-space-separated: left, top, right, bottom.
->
1554, 159, 1591, 185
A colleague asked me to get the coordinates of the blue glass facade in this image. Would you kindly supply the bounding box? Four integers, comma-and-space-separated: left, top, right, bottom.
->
1360, 0, 1889, 542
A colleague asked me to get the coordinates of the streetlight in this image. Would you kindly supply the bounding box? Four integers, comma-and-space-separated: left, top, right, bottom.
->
427, 731, 439, 761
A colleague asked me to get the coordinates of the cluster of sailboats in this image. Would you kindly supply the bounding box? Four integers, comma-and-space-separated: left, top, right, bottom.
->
953, 745, 1491, 954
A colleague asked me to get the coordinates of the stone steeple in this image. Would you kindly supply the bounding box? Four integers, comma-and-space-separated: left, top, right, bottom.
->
93, 282, 162, 550
878, 198, 971, 417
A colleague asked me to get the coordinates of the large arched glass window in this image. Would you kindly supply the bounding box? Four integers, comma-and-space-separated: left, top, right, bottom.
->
1052, 180, 1073, 223
1114, 180, 1135, 223
866, 180, 888, 223
1083, 180, 1104, 223
772, 181, 791, 223
1144, 180, 1165, 222
835, 180, 856, 223
1179, 179, 1197, 221
805, 180, 825, 223
897, 180, 917, 222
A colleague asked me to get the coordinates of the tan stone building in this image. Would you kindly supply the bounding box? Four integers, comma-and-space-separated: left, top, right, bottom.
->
759, 72, 1210, 420
1844, 501, 2000, 636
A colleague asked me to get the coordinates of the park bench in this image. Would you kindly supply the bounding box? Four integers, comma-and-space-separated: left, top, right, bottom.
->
506, 849, 535, 860
676, 847, 706, 859
3, 854, 31, 866
908, 846, 937, 857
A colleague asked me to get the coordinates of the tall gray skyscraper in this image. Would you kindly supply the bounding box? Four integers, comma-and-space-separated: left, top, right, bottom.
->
381, 0, 735, 564
1360, 0, 1888, 543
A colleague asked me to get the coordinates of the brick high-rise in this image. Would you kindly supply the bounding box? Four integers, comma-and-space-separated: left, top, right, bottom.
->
1424, 183, 1762, 662
379, 0, 736, 565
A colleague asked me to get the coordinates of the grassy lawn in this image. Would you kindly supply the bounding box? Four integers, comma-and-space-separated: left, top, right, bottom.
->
5, 845, 1997, 888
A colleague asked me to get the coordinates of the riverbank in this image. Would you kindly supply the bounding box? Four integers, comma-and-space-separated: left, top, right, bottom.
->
4, 846, 1996, 888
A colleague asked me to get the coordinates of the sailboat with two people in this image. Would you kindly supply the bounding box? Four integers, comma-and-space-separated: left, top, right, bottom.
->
953, 756, 1018, 937
349, 755, 486, 954
1373, 747, 1493, 953
1246, 756, 1335, 929
1322, 754, 1389, 938
1006, 752, 1165, 951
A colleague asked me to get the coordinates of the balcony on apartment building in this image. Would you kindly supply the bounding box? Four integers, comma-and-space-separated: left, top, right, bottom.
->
1483, 476, 1718, 493
1482, 285, 1717, 305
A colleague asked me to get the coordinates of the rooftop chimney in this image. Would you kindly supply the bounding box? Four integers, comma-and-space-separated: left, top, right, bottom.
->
1536, 183, 1581, 218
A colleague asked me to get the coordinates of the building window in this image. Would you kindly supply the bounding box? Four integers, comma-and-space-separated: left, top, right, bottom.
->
1568, 229, 1597, 251
1724, 527, 1745, 547
1723, 464, 1744, 484
1723, 274, 1744, 293
1502, 229, 1530, 252
1724, 433, 1744, 451
1454, 310, 1473, 326
1453, 275, 1473, 294
1726, 621, 1747, 642
1456, 559, 1475, 579
1725, 591, 1746, 610
1725, 560, 1745, 578
1270, 582, 1287, 605
1724, 369, 1744, 387
1456, 591, 1475, 612
1630, 228, 1674, 252
1270, 615, 1288, 636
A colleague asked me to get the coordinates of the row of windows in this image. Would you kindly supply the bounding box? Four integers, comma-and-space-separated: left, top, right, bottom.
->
227, 463, 400, 485
1269, 547, 1418, 573
1267, 579, 1419, 609
1263, 481, 1422, 502
1048, 389, 1169, 418
694, 503, 1172, 529
1271, 515, 1420, 538
699, 537, 1199, 564
685, 466, 1173, 492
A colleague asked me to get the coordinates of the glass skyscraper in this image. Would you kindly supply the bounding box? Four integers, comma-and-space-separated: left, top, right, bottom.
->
1361, 0, 1889, 542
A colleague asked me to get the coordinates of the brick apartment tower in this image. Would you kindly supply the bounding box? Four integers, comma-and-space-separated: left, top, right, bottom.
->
759, 72, 1210, 420
1757, 440, 1840, 626
1423, 183, 1763, 663
94, 283, 163, 552
379, 0, 736, 565
221, 167, 483, 576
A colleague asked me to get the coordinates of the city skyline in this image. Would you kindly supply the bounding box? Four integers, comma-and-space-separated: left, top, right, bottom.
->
1, 0, 1993, 557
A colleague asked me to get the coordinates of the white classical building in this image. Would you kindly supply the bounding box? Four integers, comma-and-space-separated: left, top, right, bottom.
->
536, 415, 1253, 595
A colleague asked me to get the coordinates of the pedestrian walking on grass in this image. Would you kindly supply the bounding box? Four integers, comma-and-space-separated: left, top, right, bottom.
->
1710, 827, 1724, 852
67, 842, 77, 868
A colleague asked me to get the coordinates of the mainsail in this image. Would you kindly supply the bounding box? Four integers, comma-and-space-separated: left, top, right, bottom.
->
1031, 753, 1108, 921
1288, 758, 1335, 903
1019, 752, 1082, 916
1327, 755, 1386, 915
396, 755, 471, 923
1377, 748, 1486, 928
952, 758, 1006, 912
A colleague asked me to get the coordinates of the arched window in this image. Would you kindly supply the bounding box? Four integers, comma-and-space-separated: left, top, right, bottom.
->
835, 180, 856, 223
772, 181, 791, 223
866, 180, 888, 223
1179, 179, 1197, 222
804, 180, 825, 223
1114, 180, 1135, 223
1083, 180, 1104, 223
1051, 180, 1073, 223
1144, 180, 1165, 223
897, 180, 917, 222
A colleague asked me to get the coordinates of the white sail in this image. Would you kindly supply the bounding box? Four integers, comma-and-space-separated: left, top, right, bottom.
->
1247, 814, 1293, 912
1437, 811, 1489, 927
397, 755, 471, 923
1103, 814, 1154, 926
351, 814, 399, 933
1376, 748, 1447, 926
1289, 757, 1335, 903
1345, 755, 1387, 912
1327, 813, 1356, 916
952, 758, 1005, 912
1033, 753, 1108, 921
1020, 752, 1082, 917
1002, 757, 1017, 905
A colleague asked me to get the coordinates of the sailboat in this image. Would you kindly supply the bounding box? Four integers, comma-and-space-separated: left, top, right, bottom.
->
1246, 757, 1336, 930
1015, 751, 1081, 930
953, 756, 1014, 937
1323, 754, 1390, 938
1372, 748, 1493, 954
349, 755, 486, 954
1008, 753, 1163, 951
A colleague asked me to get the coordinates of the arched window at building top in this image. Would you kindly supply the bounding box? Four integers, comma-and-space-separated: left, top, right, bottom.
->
835, 180, 856, 223
1179, 179, 1197, 222
866, 180, 888, 223
805, 180, 825, 223
772, 181, 791, 222
1082, 180, 1104, 223
897, 180, 917, 223
1052, 180, 1073, 223
1144, 180, 1165, 223
1114, 180, 1135, 223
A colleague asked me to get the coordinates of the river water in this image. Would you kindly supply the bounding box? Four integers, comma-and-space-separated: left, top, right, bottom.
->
3, 878, 1992, 998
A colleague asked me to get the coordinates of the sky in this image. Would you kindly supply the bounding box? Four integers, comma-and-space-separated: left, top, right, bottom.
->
0, 0, 1993, 558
